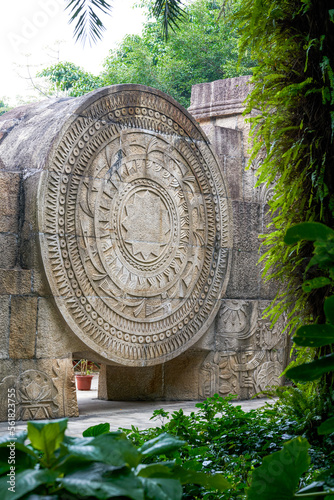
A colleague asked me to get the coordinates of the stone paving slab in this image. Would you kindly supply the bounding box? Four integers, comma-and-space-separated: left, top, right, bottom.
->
0, 376, 274, 438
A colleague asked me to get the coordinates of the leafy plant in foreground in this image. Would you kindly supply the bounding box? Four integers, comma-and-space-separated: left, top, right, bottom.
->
245, 222, 334, 499
0, 419, 230, 499
122, 394, 331, 499
284, 223, 334, 432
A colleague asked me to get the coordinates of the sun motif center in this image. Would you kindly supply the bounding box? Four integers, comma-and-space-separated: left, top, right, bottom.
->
121, 189, 171, 261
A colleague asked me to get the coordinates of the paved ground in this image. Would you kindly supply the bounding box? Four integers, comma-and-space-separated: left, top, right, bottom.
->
0, 375, 274, 437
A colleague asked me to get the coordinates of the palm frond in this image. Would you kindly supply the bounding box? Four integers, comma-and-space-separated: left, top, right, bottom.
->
66, 0, 112, 46
152, 0, 187, 40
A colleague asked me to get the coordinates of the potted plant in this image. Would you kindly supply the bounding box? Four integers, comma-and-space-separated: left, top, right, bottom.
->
74, 359, 94, 391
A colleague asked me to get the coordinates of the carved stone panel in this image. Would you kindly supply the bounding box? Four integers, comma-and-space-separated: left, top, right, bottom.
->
39, 86, 232, 366
200, 300, 287, 399
0, 359, 78, 421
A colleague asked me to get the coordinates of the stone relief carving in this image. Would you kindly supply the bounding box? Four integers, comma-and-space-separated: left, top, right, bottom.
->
0, 369, 59, 421
39, 88, 232, 366
249, 157, 275, 206
199, 300, 287, 398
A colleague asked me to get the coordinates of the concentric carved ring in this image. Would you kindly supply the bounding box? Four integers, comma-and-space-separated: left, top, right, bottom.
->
39, 85, 231, 366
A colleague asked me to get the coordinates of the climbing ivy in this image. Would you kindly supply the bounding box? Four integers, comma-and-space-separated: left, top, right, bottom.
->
235, 0, 334, 340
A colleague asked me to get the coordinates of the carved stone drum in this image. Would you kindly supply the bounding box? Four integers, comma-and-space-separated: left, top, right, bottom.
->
0, 78, 288, 420
39, 85, 231, 366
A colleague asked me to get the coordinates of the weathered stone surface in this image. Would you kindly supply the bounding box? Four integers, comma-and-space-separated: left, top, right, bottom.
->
163, 350, 207, 400
99, 350, 209, 401
0, 234, 18, 268
0, 171, 20, 233
232, 201, 261, 252
36, 297, 87, 359
200, 300, 287, 399
9, 296, 37, 359
213, 126, 243, 158
221, 157, 243, 201
0, 358, 78, 421
98, 363, 163, 400
32, 268, 51, 297
199, 348, 286, 400
0, 99, 81, 173
226, 250, 260, 299
38, 85, 232, 367
188, 76, 250, 121
0, 296, 9, 359
0, 269, 31, 295
193, 321, 216, 351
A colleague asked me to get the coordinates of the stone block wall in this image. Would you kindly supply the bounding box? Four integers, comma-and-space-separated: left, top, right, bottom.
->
0, 101, 86, 421
187, 76, 288, 399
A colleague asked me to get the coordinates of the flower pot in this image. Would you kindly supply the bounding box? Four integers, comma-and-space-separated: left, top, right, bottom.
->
76, 374, 94, 391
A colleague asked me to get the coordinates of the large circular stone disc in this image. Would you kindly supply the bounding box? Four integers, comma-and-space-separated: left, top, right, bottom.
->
39, 85, 231, 366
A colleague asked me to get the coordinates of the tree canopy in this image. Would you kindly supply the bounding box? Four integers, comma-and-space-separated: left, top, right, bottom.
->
39, 0, 252, 108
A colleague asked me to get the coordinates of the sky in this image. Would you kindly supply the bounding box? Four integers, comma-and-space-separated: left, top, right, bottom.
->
1, 0, 146, 105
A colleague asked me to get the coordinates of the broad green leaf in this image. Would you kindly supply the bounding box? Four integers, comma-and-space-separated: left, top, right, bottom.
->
284, 222, 334, 244
28, 419, 67, 464
60, 443, 109, 463
136, 463, 174, 478
302, 276, 332, 292
246, 437, 310, 500
286, 354, 334, 381
61, 463, 143, 500
318, 417, 334, 435
307, 252, 334, 271
61, 433, 140, 468
0, 469, 59, 500
293, 324, 334, 347
139, 477, 183, 500
62, 478, 143, 499
92, 433, 140, 467
0, 441, 39, 460
24, 496, 60, 499
83, 422, 110, 437
63, 435, 95, 446
172, 466, 231, 490
138, 433, 186, 457
0, 443, 38, 475
325, 296, 334, 325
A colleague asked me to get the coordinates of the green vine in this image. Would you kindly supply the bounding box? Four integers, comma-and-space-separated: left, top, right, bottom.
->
235, 0, 334, 344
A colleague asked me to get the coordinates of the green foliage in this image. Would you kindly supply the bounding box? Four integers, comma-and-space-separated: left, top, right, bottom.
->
0, 418, 230, 499
246, 437, 311, 499
37, 62, 104, 97
39, 0, 253, 107
281, 222, 334, 438
151, 0, 187, 40
2, 396, 331, 499
102, 0, 252, 107
82, 422, 110, 437
283, 223, 334, 380
122, 394, 333, 499
118, 394, 334, 500
246, 436, 334, 498
235, 0, 334, 341
0, 99, 11, 116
